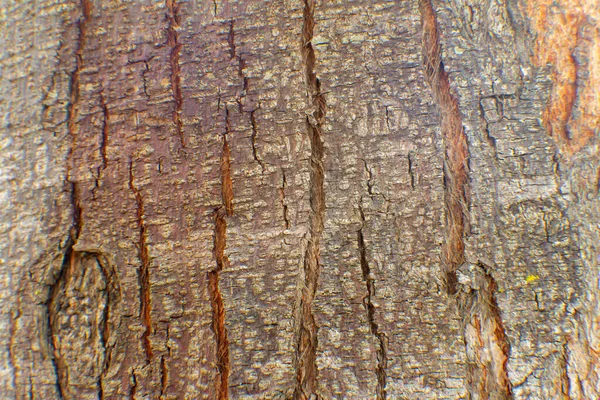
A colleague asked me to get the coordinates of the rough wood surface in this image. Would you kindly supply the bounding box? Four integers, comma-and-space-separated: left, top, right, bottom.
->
1, 0, 598, 399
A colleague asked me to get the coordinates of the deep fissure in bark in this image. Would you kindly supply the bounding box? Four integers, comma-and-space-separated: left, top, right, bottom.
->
358, 205, 388, 400
208, 129, 233, 399
419, 1, 511, 398
49, 0, 91, 394
99, 92, 109, 170
97, 255, 118, 398
293, 0, 327, 398
280, 169, 290, 230
47, 243, 75, 400
128, 162, 153, 361
458, 265, 513, 399
165, 0, 185, 147
250, 109, 265, 172
418, 0, 468, 294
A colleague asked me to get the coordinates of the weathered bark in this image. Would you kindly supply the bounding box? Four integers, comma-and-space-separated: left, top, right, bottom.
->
1, 0, 598, 399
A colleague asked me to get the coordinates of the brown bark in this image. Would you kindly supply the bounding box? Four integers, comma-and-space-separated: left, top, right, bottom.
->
1, 0, 598, 399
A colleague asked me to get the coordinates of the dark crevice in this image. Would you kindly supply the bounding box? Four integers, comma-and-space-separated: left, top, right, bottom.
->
363, 160, 374, 197
293, 0, 327, 398
47, 243, 75, 400
250, 109, 265, 173
160, 355, 168, 398
165, 0, 185, 147
280, 169, 290, 230
457, 264, 513, 398
99, 93, 109, 170
129, 369, 137, 399
228, 20, 236, 60
142, 60, 150, 99
209, 208, 230, 400
208, 119, 234, 398
98, 255, 119, 400
419, 1, 511, 398
407, 152, 415, 190
222, 111, 234, 216
51, 0, 91, 391
418, 0, 469, 295
358, 204, 388, 400
128, 161, 153, 362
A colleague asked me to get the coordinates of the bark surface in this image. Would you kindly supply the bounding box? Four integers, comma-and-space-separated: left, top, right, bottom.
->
1, 0, 598, 399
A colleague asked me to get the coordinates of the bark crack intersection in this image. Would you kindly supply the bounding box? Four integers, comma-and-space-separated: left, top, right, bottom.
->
294, 0, 327, 398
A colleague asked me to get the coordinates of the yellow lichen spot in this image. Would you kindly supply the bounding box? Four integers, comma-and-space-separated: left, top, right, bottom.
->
161, 77, 170, 87
525, 274, 540, 284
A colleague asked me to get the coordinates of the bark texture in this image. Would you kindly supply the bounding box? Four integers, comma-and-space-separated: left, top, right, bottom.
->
1, 0, 598, 399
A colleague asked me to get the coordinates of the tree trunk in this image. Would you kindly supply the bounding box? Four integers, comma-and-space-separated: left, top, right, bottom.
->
1, 0, 598, 398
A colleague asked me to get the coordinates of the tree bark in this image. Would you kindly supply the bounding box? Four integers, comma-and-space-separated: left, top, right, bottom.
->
1, 0, 598, 399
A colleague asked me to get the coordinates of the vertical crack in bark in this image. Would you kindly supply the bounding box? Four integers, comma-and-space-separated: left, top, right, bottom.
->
227, 20, 236, 61
165, 0, 185, 147
99, 93, 109, 170
419, 2, 512, 398
129, 369, 137, 399
407, 152, 416, 190
559, 339, 572, 399
209, 209, 230, 399
459, 265, 513, 399
293, 0, 327, 398
208, 118, 233, 399
160, 355, 168, 399
128, 162, 153, 362
97, 255, 119, 399
358, 204, 388, 399
222, 112, 234, 216
280, 169, 290, 229
50, 0, 91, 393
47, 244, 76, 400
250, 109, 265, 173
418, 0, 468, 294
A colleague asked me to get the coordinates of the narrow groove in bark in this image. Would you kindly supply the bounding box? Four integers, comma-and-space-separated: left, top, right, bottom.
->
227, 20, 236, 60
294, 0, 327, 398
208, 123, 234, 398
47, 244, 75, 400
418, 0, 468, 294
99, 93, 109, 170
209, 208, 230, 400
358, 205, 388, 400
280, 169, 290, 229
560, 340, 572, 398
460, 267, 513, 399
128, 161, 153, 361
97, 255, 118, 398
250, 109, 265, 173
419, 2, 512, 398
407, 152, 415, 190
160, 355, 168, 398
129, 369, 137, 399
222, 114, 234, 216
165, 0, 185, 147
51, 0, 91, 391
